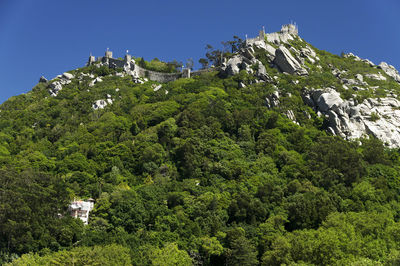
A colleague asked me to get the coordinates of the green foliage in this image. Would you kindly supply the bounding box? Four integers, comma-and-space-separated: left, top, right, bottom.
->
7, 244, 131, 265
2, 38, 400, 265
85, 65, 115, 76
369, 112, 380, 121
150, 243, 192, 266
136, 57, 181, 73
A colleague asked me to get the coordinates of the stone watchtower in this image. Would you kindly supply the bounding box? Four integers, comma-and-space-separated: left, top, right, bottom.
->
182, 68, 191, 78
259, 26, 265, 41
124, 54, 132, 63
105, 50, 113, 58
87, 55, 96, 66
281, 24, 298, 35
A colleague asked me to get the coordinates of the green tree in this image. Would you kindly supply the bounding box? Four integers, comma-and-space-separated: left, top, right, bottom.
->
150, 243, 192, 266
7, 244, 131, 265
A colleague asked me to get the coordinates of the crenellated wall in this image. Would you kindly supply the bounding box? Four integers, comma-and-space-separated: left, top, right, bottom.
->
107, 58, 126, 69
87, 52, 220, 83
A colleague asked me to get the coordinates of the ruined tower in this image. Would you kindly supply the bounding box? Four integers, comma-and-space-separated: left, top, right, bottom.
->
259, 26, 265, 41
124, 54, 132, 63
87, 55, 96, 66
105, 50, 113, 58
281, 24, 298, 35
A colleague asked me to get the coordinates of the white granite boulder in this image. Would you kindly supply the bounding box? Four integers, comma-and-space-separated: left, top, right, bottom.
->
49, 81, 62, 97
89, 77, 103, 87
303, 88, 400, 148
379, 62, 400, 83
273, 46, 308, 75
62, 72, 74, 80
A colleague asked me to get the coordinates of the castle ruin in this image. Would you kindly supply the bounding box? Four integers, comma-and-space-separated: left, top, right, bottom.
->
86, 50, 215, 83
246, 23, 299, 45
86, 24, 298, 83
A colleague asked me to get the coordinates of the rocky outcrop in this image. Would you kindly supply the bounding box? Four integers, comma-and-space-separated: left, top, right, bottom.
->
343, 52, 362, 61
365, 72, 387, 81
224, 56, 244, 76
92, 95, 113, 110
246, 40, 276, 61
379, 62, 400, 83
92, 99, 110, 110
363, 59, 375, 67
344, 53, 375, 67
48, 73, 76, 96
274, 46, 308, 75
39, 76, 48, 83
303, 88, 400, 147
221, 47, 271, 81
49, 81, 62, 97
152, 84, 162, 91
266, 91, 280, 108
62, 72, 74, 80
132, 76, 147, 84
89, 77, 103, 87
300, 47, 319, 64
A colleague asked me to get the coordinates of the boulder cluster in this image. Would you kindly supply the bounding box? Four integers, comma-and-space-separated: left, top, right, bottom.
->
221, 26, 316, 81
220, 25, 400, 147
48, 72, 75, 97
40, 24, 400, 148
303, 88, 400, 148
92, 94, 113, 110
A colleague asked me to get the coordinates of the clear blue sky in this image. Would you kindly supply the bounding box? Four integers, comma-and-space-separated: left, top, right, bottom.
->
1, 0, 399, 103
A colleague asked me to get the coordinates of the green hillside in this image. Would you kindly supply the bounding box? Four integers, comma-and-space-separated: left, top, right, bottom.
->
3, 28, 400, 265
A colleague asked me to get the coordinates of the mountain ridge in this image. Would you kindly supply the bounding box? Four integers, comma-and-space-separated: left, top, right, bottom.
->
36, 23, 400, 148
3, 23, 400, 265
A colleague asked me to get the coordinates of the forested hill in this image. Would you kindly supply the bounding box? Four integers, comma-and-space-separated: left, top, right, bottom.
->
3, 26, 400, 265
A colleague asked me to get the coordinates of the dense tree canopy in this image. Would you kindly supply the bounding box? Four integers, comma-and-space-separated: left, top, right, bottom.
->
1, 36, 400, 265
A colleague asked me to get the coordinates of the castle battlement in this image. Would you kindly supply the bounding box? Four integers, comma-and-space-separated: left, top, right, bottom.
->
85, 50, 212, 83
281, 23, 298, 35
86, 50, 133, 69
246, 23, 298, 46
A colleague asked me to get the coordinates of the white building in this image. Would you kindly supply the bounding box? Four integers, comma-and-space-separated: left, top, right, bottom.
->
68, 199, 95, 225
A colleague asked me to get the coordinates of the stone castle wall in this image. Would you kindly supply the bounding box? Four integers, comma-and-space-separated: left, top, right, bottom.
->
88, 53, 220, 83
135, 65, 183, 82
107, 58, 126, 69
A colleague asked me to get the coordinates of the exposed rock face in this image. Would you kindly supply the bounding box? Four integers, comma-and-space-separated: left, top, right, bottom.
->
363, 59, 375, 67
224, 56, 244, 76
300, 47, 319, 64
343, 52, 362, 61
221, 48, 271, 81
89, 77, 103, 87
39, 76, 48, 83
132, 77, 145, 84
92, 95, 113, 110
365, 72, 387, 81
266, 91, 280, 108
379, 62, 400, 83
285, 109, 298, 124
63, 72, 74, 80
344, 53, 376, 67
152, 84, 162, 91
92, 100, 108, 110
49, 81, 62, 97
48, 73, 76, 96
303, 88, 400, 147
315, 89, 343, 112
274, 46, 308, 75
